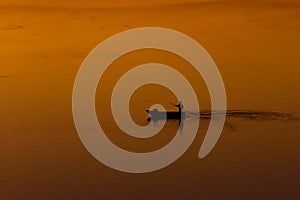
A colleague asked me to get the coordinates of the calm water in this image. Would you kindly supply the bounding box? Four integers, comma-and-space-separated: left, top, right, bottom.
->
1, 0, 300, 199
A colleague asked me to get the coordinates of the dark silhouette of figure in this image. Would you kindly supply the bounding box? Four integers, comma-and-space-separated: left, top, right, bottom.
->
174, 101, 184, 132
175, 101, 184, 114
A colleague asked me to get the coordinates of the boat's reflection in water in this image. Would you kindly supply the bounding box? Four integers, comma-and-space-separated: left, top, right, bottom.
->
146, 108, 185, 132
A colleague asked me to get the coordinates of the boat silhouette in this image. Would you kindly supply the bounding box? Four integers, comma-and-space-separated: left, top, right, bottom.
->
146, 108, 185, 120
146, 101, 185, 121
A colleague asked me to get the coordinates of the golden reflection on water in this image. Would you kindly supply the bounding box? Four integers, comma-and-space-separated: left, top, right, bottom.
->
1, 0, 300, 199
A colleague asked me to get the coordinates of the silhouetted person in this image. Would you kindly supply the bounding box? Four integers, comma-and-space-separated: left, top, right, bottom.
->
175, 101, 184, 113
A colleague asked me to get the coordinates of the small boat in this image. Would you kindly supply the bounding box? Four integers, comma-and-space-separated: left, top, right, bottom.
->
146, 108, 185, 120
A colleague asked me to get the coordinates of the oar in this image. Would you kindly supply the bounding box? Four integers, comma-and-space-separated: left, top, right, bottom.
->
169, 102, 177, 107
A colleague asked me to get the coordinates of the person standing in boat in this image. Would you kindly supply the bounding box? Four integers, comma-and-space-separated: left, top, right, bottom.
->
175, 101, 184, 113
